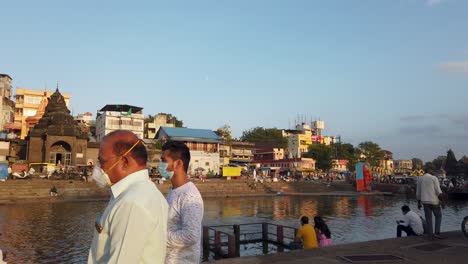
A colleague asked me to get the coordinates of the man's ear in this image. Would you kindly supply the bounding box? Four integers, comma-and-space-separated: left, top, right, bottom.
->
121, 156, 129, 169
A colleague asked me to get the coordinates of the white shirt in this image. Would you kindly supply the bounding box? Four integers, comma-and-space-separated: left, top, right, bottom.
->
166, 182, 204, 264
88, 169, 168, 264
416, 174, 442, 205
401, 211, 424, 235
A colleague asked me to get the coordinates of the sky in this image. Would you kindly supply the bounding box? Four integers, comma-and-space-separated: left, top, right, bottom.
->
1, 0, 467, 162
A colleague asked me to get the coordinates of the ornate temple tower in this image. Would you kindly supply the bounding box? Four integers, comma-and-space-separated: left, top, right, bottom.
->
27, 88, 88, 166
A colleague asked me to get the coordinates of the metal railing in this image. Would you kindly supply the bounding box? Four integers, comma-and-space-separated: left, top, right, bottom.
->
202, 223, 297, 261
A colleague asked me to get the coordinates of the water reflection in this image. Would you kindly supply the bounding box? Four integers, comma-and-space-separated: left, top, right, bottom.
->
0, 196, 466, 263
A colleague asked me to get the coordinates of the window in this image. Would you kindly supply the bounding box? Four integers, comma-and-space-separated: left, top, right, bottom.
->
205, 162, 210, 166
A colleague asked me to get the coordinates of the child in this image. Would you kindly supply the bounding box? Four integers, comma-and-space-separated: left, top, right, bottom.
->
314, 216, 333, 247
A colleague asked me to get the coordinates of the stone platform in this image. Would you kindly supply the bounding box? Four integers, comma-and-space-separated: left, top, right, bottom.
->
215, 231, 468, 264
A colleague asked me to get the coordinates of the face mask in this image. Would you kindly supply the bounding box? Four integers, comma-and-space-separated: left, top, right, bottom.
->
92, 165, 112, 188
158, 162, 174, 179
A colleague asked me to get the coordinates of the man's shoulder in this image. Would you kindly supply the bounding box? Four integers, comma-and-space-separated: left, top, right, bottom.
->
122, 179, 166, 203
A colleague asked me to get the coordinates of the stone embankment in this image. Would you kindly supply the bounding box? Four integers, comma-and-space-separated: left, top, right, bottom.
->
0, 179, 360, 204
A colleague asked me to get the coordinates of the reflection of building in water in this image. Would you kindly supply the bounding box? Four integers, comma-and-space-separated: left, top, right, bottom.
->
332, 197, 351, 217
222, 199, 242, 217
358, 196, 375, 217
272, 197, 298, 220
299, 199, 318, 219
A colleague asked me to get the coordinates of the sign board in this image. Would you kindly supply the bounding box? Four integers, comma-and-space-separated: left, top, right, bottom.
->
222, 167, 242, 177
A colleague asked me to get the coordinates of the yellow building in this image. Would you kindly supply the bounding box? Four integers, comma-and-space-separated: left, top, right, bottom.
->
13, 88, 71, 139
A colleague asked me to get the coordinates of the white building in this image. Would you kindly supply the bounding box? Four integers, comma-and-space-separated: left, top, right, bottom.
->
157, 127, 221, 175
96, 104, 144, 142
75, 112, 94, 125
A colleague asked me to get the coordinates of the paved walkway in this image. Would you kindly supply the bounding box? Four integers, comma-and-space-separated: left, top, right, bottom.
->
215, 231, 468, 264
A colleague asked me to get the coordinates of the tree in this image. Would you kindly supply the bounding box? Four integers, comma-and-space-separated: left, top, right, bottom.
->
444, 149, 458, 175
356, 141, 384, 167
424, 161, 436, 172
432, 156, 446, 170
334, 143, 358, 172
240, 127, 288, 149
304, 144, 334, 172
215, 124, 233, 141
411, 158, 423, 170
144, 114, 154, 124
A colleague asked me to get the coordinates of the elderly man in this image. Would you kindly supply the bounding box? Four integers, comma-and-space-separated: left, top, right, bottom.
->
417, 172, 443, 239
159, 141, 204, 264
88, 130, 168, 263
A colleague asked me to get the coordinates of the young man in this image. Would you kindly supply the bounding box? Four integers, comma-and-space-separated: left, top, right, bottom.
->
293, 216, 318, 249
396, 205, 424, 237
160, 141, 204, 264
88, 130, 168, 263
416, 172, 443, 239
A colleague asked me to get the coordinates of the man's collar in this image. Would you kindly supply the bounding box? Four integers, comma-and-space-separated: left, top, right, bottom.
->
111, 169, 149, 199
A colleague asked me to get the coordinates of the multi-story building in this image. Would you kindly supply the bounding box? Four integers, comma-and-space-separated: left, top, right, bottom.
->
285, 123, 313, 158
0, 74, 14, 131
12, 87, 70, 139
75, 112, 94, 125
394, 159, 413, 173
253, 147, 285, 161
144, 114, 175, 139
96, 104, 144, 142
332, 159, 349, 172
253, 157, 316, 177
157, 127, 221, 174
230, 141, 254, 164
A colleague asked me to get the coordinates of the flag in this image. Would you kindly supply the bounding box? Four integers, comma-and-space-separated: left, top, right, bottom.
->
122, 108, 132, 117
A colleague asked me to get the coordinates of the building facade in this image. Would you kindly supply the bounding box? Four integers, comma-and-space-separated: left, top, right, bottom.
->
253, 158, 316, 175
144, 114, 175, 139
332, 159, 350, 172
12, 87, 70, 139
96, 104, 144, 142
0, 74, 14, 131
253, 147, 285, 161
157, 127, 221, 174
394, 159, 413, 173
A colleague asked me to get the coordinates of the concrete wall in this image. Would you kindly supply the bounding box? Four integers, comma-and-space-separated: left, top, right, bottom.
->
189, 151, 220, 174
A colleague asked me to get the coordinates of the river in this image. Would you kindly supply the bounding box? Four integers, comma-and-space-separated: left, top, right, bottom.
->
0, 195, 467, 263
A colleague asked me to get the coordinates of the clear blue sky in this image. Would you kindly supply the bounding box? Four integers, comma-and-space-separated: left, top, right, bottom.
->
1, 0, 467, 161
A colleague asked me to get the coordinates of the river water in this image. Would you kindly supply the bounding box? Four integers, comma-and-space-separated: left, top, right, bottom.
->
0, 195, 467, 263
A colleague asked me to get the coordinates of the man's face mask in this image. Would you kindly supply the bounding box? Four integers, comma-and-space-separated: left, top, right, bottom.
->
158, 162, 174, 179
91, 164, 112, 188
92, 140, 141, 188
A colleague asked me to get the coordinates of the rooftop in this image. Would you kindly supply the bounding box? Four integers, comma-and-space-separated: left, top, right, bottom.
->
99, 104, 143, 113
0, 73, 12, 80
157, 127, 221, 143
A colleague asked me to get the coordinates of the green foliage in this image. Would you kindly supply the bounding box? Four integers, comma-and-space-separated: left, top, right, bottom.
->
423, 161, 436, 172
304, 144, 334, 172
215, 124, 233, 141
356, 141, 384, 167
433, 156, 446, 170
241, 127, 288, 149
411, 158, 423, 170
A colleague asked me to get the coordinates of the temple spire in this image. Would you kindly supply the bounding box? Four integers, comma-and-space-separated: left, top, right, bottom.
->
56, 81, 59, 93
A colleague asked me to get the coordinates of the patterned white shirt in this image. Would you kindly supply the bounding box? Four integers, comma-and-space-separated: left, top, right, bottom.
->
166, 182, 204, 264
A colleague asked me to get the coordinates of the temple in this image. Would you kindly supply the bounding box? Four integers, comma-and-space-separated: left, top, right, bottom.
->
27, 88, 88, 166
